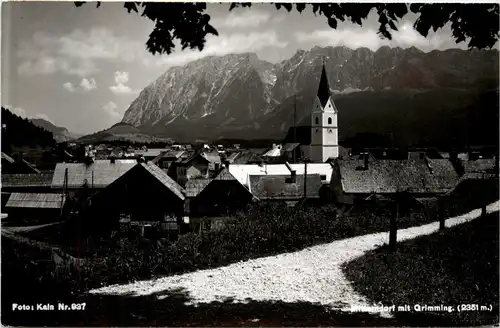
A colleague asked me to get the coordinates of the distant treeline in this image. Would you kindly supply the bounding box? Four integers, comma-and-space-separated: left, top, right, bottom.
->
1, 107, 56, 152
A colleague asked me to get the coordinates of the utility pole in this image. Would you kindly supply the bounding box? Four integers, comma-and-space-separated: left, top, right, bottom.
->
293, 95, 297, 163
303, 157, 308, 200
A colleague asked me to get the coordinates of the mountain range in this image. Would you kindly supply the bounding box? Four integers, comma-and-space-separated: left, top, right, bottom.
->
114, 46, 499, 147
29, 118, 82, 143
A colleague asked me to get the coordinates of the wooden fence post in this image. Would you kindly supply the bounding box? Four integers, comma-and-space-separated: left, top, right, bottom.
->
389, 199, 398, 250
438, 201, 445, 231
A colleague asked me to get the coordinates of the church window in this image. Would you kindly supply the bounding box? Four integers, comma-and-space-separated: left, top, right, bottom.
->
315, 117, 319, 125
328, 117, 332, 125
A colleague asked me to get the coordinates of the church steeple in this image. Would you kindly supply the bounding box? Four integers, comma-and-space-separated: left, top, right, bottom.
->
317, 59, 331, 108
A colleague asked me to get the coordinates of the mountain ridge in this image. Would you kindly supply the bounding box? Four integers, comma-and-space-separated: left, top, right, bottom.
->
113, 45, 498, 146
29, 118, 81, 143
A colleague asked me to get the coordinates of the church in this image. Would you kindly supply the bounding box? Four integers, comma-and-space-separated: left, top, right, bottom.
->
279, 62, 344, 163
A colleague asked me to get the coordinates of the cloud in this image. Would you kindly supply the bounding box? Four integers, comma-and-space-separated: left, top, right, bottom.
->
147, 31, 288, 68
17, 28, 143, 77
211, 10, 271, 28
63, 82, 76, 92
63, 78, 96, 92
294, 21, 463, 52
80, 78, 97, 92
102, 101, 121, 120
109, 71, 138, 95
114, 71, 129, 85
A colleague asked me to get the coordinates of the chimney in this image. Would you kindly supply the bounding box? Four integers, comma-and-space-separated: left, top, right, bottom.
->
363, 152, 369, 170
224, 160, 230, 169
110, 157, 116, 164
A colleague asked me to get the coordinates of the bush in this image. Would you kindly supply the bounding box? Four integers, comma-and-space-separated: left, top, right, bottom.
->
10, 190, 491, 298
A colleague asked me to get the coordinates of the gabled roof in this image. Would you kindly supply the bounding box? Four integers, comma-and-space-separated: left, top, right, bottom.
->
185, 178, 212, 198
140, 162, 185, 200
317, 63, 331, 108
201, 151, 221, 164
2, 173, 54, 188
249, 174, 323, 200
461, 158, 497, 174
263, 146, 282, 157
51, 160, 136, 189
6, 192, 66, 209
1, 152, 15, 164
336, 158, 459, 194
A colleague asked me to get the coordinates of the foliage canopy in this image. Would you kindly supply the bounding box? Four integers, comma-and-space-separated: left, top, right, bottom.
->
74, 2, 499, 55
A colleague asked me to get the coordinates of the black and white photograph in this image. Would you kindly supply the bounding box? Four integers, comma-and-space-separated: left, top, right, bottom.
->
1, 1, 499, 326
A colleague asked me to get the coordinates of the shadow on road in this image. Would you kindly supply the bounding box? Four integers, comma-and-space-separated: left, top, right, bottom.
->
2, 287, 487, 327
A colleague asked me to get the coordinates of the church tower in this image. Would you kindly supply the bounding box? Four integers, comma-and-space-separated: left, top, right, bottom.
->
310, 61, 339, 162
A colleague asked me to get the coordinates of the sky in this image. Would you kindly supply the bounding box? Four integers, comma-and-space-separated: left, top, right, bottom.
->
1, 2, 475, 134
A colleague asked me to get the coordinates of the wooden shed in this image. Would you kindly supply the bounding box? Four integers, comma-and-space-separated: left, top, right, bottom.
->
88, 162, 186, 233
4, 192, 67, 225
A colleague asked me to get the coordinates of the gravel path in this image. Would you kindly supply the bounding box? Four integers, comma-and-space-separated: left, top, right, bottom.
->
90, 201, 500, 315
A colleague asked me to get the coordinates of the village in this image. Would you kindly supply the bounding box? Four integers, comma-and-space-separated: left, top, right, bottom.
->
1, 67, 498, 238
1, 64, 498, 237
1, 64, 499, 328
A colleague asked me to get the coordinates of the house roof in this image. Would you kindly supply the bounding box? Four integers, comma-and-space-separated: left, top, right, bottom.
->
1, 152, 15, 164
51, 160, 137, 189
461, 159, 497, 174
140, 162, 185, 200
185, 178, 212, 197
2, 173, 54, 188
336, 158, 459, 194
5, 192, 66, 209
248, 174, 323, 200
142, 148, 169, 158
201, 151, 221, 164
213, 167, 237, 181
231, 152, 264, 164
263, 146, 282, 157
282, 143, 300, 152
229, 163, 334, 187
226, 152, 241, 163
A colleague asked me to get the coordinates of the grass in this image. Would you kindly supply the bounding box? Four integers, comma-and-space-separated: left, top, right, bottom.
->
342, 212, 499, 326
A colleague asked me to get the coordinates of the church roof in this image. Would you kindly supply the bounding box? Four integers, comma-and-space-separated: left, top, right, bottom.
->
317, 63, 331, 108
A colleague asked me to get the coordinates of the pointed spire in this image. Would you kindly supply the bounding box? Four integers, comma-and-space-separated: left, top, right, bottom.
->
317, 59, 331, 108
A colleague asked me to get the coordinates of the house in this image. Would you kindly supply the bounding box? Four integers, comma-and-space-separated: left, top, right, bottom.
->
185, 168, 255, 217
248, 173, 323, 207
330, 155, 460, 205
173, 151, 221, 186
281, 143, 302, 163
262, 144, 283, 163
202, 151, 222, 171
3, 192, 68, 225
1, 173, 54, 194
51, 159, 137, 197
151, 150, 185, 169
1, 152, 41, 174
142, 148, 169, 161
88, 161, 186, 233
185, 168, 255, 232
228, 163, 334, 187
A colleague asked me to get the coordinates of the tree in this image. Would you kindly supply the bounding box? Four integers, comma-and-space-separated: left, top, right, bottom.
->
75, 2, 499, 55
